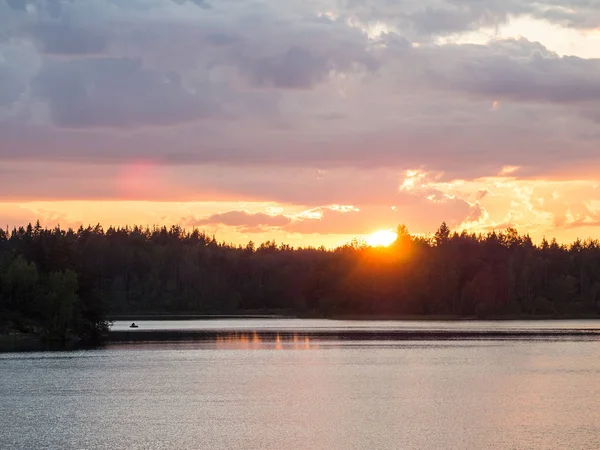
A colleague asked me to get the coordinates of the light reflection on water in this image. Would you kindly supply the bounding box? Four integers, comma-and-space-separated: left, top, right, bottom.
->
213, 332, 319, 350
2, 334, 600, 449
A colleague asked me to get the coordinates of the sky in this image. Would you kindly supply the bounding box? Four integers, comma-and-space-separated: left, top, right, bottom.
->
1, 0, 600, 247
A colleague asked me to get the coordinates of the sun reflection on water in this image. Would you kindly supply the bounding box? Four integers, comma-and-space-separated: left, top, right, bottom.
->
214, 332, 319, 350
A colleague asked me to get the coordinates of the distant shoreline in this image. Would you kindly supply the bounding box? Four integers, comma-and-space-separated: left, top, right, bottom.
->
107, 313, 600, 322
107, 314, 292, 321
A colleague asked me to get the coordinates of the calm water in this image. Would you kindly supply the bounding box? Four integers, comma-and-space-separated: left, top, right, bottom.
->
2, 322, 600, 449
111, 318, 600, 332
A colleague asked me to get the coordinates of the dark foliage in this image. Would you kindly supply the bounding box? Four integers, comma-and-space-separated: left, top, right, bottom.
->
1, 221, 599, 338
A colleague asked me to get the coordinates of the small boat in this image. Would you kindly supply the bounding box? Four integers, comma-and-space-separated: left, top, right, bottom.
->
129, 322, 139, 328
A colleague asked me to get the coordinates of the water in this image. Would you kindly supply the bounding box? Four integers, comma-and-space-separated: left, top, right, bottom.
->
111, 318, 600, 332
2, 322, 600, 449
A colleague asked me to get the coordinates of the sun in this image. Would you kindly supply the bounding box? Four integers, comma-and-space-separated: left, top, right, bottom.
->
367, 229, 398, 247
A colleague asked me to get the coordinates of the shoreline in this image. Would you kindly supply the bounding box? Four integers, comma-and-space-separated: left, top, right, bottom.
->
107, 313, 600, 322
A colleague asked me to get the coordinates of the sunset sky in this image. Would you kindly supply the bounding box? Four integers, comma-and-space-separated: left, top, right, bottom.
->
1, 0, 600, 247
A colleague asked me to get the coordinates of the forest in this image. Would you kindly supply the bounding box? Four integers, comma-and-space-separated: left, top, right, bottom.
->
1, 221, 600, 341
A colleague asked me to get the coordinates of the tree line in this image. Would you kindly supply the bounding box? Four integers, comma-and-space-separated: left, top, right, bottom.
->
1, 221, 599, 340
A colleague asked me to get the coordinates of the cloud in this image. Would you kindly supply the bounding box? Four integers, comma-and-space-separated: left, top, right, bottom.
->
563, 215, 600, 230
535, 1, 600, 30
31, 57, 220, 128
0, 63, 25, 107
240, 45, 376, 89
175, 0, 211, 9
31, 24, 108, 55
180, 195, 478, 236
332, 0, 600, 35
5, 0, 27, 12
476, 189, 490, 201
1, 0, 600, 244
185, 210, 292, 232
423, 39, 600, 104
459, 202, 489, 229
2, 174, 599, 244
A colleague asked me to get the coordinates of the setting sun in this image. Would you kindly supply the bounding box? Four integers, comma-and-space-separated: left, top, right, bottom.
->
367, 229, 398, 247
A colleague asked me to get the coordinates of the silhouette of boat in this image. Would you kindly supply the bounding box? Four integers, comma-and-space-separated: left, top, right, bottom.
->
129, 322, 139, 328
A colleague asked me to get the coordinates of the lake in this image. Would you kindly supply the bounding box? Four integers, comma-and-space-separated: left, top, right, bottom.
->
2, 320, 600, 449
109, 317, 600, 333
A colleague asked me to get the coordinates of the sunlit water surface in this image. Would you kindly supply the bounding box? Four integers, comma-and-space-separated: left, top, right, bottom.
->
2, 322, 600, 449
